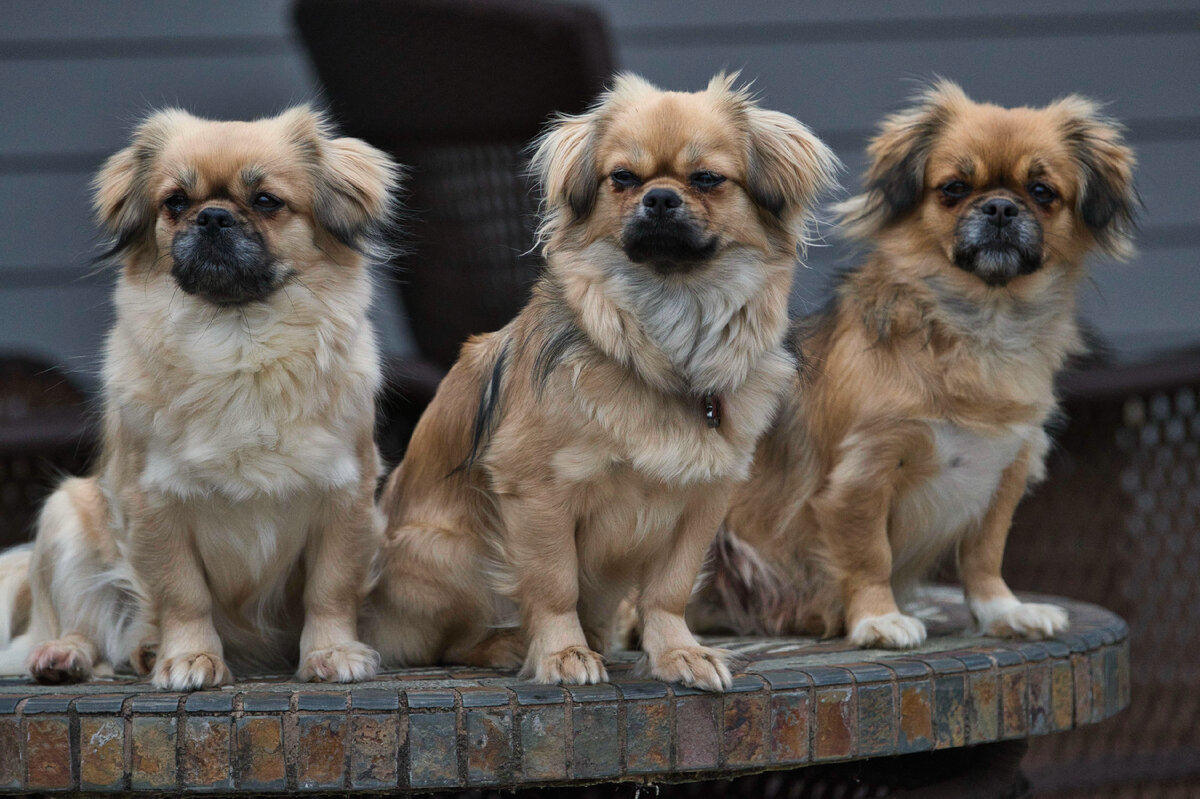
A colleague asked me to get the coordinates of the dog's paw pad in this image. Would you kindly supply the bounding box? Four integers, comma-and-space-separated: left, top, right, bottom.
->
299, 641, 380, 682
849, 612, 927, 649
529, 645, 607, 685
153, 652, 232, 691
983, 602, 1068, 639
28, 640, 93, 684
648, 646, 733, 692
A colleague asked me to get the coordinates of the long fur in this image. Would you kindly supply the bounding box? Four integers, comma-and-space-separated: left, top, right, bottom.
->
695, 81, 1136, 648
366, 74, 837, 690
0, 107, 402, 688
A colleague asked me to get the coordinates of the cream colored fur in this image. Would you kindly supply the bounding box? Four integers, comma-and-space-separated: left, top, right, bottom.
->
0, 106, 400, 689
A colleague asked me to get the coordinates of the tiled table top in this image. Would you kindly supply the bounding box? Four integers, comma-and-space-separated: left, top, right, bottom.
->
0, 588, 1129, 793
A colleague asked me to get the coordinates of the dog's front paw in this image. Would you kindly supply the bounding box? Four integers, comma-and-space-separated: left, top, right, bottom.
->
299, 641, 380, 682
525, 645, 607, 685
29, 640, 94, 684
153, 652, 232, 691
645, 646, 733, 692
973, 599, 1068, 639
849, 612, 927, 649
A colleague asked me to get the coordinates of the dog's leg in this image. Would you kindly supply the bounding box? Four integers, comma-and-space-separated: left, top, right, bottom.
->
637, 487, 734, 691
298, 484, 380, 682
128, 495, 231, 690
24, 478, 148, 683
813, 432, 927, 649
503, 495, 606, 685
959, 448, 1068, 639
363, 520, 499, 668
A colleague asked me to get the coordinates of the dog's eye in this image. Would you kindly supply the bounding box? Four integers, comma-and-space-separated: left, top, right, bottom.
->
689, 171, 726, 190
1029, 182, 1057, 205
252, 192, 284, 211
610, 169, 641, 189
939, 180, 970, 200
163, 193, 189, 214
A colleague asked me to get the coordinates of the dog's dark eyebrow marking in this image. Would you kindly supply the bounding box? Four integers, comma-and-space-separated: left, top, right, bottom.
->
169, 167, 197, 191
454, 340, 510, 474
1027, 159, 1048, 179
954, 157, 976, 178
240, 166, 266, 187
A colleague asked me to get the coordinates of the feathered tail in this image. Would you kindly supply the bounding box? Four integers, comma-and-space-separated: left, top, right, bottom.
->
0, 544, 33, 674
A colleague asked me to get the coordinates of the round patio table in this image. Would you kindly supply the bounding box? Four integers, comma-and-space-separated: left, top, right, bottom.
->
0, 588, 1128, 796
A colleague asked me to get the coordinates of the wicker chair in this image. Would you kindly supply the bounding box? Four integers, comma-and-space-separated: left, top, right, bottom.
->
0, 354, 94, 548
293, 0, 614, 468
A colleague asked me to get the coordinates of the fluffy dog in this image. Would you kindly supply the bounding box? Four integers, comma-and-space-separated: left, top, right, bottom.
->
362, 74, 837, 689
693, 81, 1136, 648
0, 107, 400, 689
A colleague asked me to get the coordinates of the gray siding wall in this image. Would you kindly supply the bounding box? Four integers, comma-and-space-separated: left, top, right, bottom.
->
2, 1, 1197, 391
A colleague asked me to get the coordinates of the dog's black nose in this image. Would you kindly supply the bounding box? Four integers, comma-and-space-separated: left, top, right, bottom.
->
642, 188, 682, 217
195, 207, 236, 233
981, 198, 1019, 228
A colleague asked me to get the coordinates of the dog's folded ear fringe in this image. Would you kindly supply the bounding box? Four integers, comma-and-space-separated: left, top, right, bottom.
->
742, 106, 841, 251
91, 108, 193, 266
289, 105, 407, 264
1053, 95, 1139, 260
834, 78, 966, 241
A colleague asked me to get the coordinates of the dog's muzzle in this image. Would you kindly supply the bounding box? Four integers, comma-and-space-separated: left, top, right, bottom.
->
621, 189, 718, 273
170, 207, 279, 305
952, 194, 1044, 286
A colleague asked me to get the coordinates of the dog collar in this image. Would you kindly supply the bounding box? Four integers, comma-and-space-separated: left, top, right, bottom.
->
702, 391, 722, 429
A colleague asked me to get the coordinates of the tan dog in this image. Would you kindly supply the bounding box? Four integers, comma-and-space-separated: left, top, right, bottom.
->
0, 107, 400, 689
694, 81, 1136, 648
362, 74, 837, 689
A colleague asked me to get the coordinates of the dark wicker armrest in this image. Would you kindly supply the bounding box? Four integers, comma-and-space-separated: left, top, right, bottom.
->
375, 354, 446, 466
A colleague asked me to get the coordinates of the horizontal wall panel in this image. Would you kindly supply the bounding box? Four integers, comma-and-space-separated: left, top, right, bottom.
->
598, 0, 1200, 30
615, 33, 1199, 137
0, 53, 317, 159
2, 1, 291, 42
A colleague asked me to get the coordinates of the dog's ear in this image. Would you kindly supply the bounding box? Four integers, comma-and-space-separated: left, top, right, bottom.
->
837, 79, 968, 239
529, 108, 599, 247
744, 107, 839, 223
1052, 96, 1138, 259
709, 75, 838, 228
93, 109, 186, 261
280, 106, 403, 258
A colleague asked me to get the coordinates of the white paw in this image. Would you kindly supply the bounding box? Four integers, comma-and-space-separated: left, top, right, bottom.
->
645, 646, 733, 692
28, 640, 93, 684
153, 652, 232, 691
299, 641, 380, 682
972, 598, 1068, 639
849, 612, 927, 649
525, 645, 607, 685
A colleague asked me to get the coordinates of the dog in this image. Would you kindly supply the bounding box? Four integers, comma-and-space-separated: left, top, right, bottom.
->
0, 106, 401, 689
692, 80, 1136, 648
361, 73, 837, 689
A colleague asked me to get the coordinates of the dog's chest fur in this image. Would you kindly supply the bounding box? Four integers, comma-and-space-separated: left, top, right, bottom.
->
890, 420, 1039, 571
104, 281, 378, 624
114, 291, 374, 501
